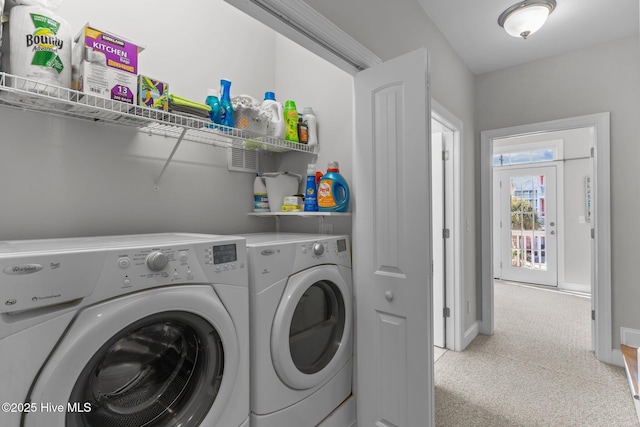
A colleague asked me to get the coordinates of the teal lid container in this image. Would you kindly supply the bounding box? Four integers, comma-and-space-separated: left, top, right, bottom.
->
318, 161, 350, 212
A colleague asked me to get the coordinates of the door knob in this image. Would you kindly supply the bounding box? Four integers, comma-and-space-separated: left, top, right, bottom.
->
550, 222, 555, 226
384, 291, 394, 301
550, 230, 555, 235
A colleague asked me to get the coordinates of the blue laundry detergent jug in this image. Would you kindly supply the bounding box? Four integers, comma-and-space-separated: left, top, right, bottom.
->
318, 161, 350, 212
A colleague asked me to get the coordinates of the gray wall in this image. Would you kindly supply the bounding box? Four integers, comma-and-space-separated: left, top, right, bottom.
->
476, 36, 640, 348
306, 0, 479, 331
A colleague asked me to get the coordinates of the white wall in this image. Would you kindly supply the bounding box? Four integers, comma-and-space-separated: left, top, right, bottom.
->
476, 36, 640, 348
270, 34, 353, 237
0, 0, 350, 240
305, 0, 479, 331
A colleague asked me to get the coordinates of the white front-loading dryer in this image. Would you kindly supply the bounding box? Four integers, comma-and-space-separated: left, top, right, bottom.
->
0, 233, 249, 427
243, 233, 353, 427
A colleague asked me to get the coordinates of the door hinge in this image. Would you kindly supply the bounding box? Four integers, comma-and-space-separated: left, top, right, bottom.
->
591, 310, 595, 321
442, 150, 450, 161
443, 228, 450, 239
590, 147, 595, 158
430, 260, 434, 277
499, 180, 502, 188
500, 261, 503, 268
591, 228, 595, 239
443, 307, 450, 318
500, 220, 502, 228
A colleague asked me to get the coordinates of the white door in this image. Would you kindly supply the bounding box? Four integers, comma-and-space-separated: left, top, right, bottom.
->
432, 129, 445, 348
500, 166, 558, 286
354, 48, 433, 427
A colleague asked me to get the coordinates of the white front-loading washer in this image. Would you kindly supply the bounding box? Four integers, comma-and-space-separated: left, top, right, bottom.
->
0, 233, 249, 427
242, 233, 353, 427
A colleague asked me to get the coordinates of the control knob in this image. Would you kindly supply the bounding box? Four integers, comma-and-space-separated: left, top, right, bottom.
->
146, 251, 169, 271
313, 242, 325, 256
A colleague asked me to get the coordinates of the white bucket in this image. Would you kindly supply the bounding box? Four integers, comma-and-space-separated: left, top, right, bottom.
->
263, 172, 301, 212
7, 5, 71, 91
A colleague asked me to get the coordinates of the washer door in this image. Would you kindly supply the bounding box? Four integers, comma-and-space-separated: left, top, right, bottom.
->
24, 285, 239, 427
271, 265, 352, 390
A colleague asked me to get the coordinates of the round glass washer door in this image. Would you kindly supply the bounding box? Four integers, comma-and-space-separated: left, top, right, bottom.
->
271, 265, 352, 390
24, 286, 240, 427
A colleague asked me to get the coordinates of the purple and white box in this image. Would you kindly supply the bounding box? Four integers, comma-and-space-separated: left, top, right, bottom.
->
72, 24, 144, 104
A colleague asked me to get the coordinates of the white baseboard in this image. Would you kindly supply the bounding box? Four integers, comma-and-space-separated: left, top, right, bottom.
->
462, 321, 479, 350
559, 281, 590, 294
621, 327, 640, 348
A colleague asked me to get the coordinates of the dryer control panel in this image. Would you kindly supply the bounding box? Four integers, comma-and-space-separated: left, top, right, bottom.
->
0, 233, 247, 314
294, 236, 351, 272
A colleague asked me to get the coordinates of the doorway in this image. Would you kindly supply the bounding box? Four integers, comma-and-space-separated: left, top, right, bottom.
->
480, 113, 613, 364
431, 100, 463, 353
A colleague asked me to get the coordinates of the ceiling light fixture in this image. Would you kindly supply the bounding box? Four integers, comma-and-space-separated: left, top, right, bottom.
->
498, 0, 556, 39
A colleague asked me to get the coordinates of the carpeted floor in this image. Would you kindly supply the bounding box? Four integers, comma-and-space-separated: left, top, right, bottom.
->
434, 280, 639, 426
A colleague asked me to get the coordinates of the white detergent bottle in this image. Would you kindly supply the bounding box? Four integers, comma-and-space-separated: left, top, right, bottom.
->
262, 91, 285, 139
302, 107, 318, 147
253, 174, 269, 212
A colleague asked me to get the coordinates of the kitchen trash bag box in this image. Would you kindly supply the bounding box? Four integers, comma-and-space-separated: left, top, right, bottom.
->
72, 24, 144, 104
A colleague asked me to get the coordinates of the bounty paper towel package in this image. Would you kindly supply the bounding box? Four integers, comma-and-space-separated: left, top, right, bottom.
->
72, 24, 143, 104
6, 5, 72, 90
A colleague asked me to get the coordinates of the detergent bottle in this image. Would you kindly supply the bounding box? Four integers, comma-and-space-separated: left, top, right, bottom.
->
205, 88, 222, 128
253, 174, 269, 212
262, 91, 285, 139
283, 100, 299, 142
318, 161, 350, 212
303, 164, 318, 212
219, 78, 234, 129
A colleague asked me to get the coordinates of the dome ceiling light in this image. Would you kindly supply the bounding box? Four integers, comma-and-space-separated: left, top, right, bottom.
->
498, 0, 556, 39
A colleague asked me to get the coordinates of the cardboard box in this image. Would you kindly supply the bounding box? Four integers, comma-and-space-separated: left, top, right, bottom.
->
138, 75, 169, 111
72, 24, 144, 104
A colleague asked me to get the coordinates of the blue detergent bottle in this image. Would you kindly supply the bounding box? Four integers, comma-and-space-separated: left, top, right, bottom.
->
317, 161, 350, 212
304, 163, 318, 212
219, 79, 234, 129
205, 88, 222, 128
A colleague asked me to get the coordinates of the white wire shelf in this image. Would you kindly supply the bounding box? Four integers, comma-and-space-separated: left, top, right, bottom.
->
0, 72, 317, 155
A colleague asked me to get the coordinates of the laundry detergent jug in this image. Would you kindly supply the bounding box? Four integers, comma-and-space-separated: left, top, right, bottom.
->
318, 161, 350, 212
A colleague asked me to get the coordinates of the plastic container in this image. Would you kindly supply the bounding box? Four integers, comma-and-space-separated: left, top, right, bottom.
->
220, 79, 234, 129
297, 116, 309, 144
304, 164, 318, 212
318, 161, 350, 212
253, 174, 269, 212
283, 100, 299, 142
302, 107, 318, 147
205, 88, 222, 128
262, 92, 285, 139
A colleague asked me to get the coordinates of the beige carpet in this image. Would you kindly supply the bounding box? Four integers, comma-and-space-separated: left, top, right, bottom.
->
434, 281, 639, 426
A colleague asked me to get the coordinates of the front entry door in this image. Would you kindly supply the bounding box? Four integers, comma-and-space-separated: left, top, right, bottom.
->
500, 166, 558, 286
354, 48, 433, 427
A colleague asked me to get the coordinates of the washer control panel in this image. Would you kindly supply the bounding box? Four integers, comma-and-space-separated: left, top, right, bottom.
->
0, 234, 248, 314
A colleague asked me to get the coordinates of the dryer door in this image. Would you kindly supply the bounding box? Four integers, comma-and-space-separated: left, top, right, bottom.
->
271, 265, 352, 390
24, 285, 240, 427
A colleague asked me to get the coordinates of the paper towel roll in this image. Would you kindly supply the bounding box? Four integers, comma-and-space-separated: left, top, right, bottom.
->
8, 5, 71, 91
0, 0, 5, 70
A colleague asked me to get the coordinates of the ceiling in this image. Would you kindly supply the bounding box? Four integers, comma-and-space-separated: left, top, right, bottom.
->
417, 0, 639, 75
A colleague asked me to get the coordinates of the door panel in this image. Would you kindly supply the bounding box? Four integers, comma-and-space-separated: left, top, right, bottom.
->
500, 166, 557, 286
354, 48, 433, 427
